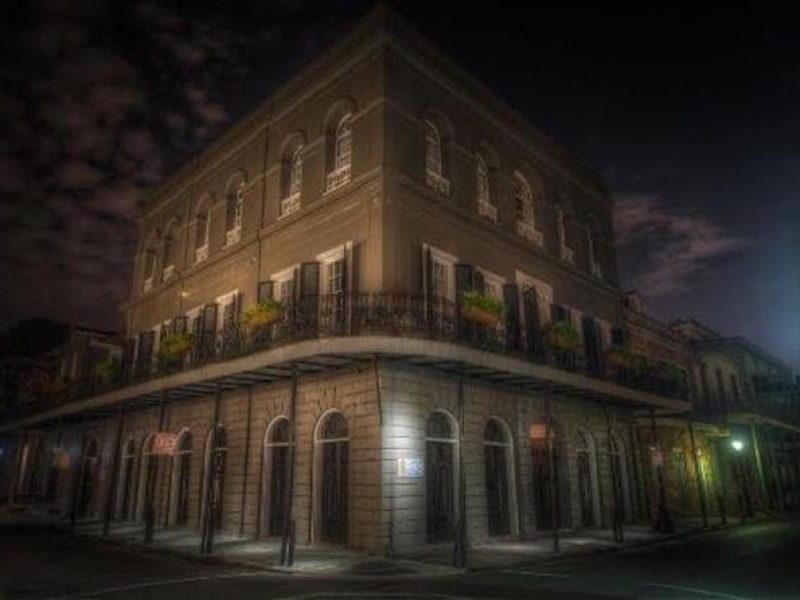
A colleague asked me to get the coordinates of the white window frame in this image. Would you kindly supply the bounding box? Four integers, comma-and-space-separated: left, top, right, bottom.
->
195, 208, 210, 263
514, 174, 542, 246
557, 208, 574, 263
429, 246, 457, 302
225, 184, 244, 247
476, 154, 496, 221
215, 289, 239, 332
326, 114, 352, 192
270, 265, 299, 304
316, 245, 349, 296
475, 267, 504, 300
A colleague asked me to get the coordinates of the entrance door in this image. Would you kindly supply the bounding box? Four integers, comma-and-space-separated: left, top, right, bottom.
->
120, 440, 136, 520
484, 419, 510, 536
174, 432, 192, 526
77, 440, 98, 517
426, 411, 456, 543
576, 430, 596, 528
318, 413, 348, 545
266, 418, 290, 536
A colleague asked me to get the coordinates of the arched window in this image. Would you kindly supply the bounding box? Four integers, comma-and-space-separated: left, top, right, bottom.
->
264, 417, 291, 536
194, 205, 210, 263
161, 222, 177, 282
425, 120, 442, 177
173, 430, 192, 527
476, 154, 496, 221
575, 428, 600, 528
484, 418, 515, 536
118, 439, 137, 520
514, 173, 541, 245
587, 228, 603, 278
314, 411, 349, 544
557, 207, 573, 263
326, 114, 352, 192
426, 410, 458, 543
225, 179, 245, 246
142, 239, 156, 292
281, 145, 303, 217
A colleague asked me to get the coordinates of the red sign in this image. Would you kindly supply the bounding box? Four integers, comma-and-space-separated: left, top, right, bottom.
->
151, 433, 179, 456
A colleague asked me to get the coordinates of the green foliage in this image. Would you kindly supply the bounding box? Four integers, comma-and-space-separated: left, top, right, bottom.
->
460, 290, 504, 326
543, 320, 582, 353
93, 357, 120, 383
158, 332, 193, 361
242, 300, 284, 329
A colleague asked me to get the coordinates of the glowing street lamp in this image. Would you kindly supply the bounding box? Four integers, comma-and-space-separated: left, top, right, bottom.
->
731, 439, 744, 452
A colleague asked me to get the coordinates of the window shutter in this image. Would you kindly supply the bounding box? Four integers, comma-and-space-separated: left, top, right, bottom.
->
421, 244, 433, 296
201, 303, 218, 358
225, 196, 236, 231
257, 281, 274, 304
299, 262, 320, 330
582, 316, 600, 372
138, 331, 154, 374
552, 303, 569, 323
472, 270, 485, 293
503, 283, 520, 351
159, 323, 169, 344
522, 286, 541, 356
454, 264, 474, 298
338, 246, 348, 294
122, 338, 136, 381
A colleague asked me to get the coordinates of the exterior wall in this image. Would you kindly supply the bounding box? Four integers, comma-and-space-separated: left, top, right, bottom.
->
380, 363, 644, 555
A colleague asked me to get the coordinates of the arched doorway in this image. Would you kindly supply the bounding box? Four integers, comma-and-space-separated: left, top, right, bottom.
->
203, 426, 227, 532
575, 428, 600, 528
530, 419, 566, 530
136, 435, 157, 521
315, 412, 348, 545
118, 439, 137, 520
609, 431, 632, 521
172, 431, 192, 527
77, 439, 99, 518
426, 410, 457, 543
484, 418, 513, 536
264, 417, 291, 537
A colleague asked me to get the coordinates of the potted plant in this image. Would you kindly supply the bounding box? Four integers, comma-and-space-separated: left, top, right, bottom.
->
606, 346, 637, 370
242, 300, 284, 332
459, 290, 503, 327
93, 357, 120, 385
159, 332, 194, 364
542, 320, 582, 355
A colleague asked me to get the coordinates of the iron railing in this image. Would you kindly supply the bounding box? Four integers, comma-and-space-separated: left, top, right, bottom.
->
7, 292, 695, 419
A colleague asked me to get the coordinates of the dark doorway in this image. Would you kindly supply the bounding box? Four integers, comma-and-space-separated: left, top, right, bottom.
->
206, 426, 227, 532
484, 419, 511, 536
426, 411, 456, 543
77, 440, 98, 518
266, 418, 290, 536
174, 432, 192, 526
120, 440, 136, 520
318, 413, 348, 545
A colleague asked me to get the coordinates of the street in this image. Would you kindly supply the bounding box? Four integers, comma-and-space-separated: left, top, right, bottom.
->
1, 519, 799, 599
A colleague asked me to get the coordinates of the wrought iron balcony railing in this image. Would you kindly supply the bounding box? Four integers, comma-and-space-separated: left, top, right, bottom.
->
10, 292, 696, 419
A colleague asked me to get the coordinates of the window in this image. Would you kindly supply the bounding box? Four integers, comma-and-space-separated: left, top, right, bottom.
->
161, 229, 175, 283
476, 154, 496, 222
270, 266, 297, 305
587, 229, 602, 278
195, 207, 210, 263
557, 208, 573, 263
142, 249, 156, 292
476, 267, 503, 299
225, 182, 244, 246
514, 173, 542, 246
281, 145, 303, 217
424, 120, 450, 196
428, 246, 457, 300
326, 114, 352, 192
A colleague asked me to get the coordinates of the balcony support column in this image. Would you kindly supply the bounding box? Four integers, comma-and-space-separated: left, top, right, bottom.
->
239, 386, 253, 536
452, 376, 468, 567
650, 409, 673, 533
749, 420, 769, 512
280, 366, 297, 566
201, 388, 222, 554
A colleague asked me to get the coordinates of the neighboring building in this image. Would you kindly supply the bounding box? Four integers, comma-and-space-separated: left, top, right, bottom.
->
0, 6, 796, 557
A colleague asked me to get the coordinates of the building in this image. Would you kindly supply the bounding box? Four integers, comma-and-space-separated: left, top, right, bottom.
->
0, 5, 796, 557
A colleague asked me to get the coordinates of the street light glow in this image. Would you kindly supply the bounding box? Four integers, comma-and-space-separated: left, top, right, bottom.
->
731, 439, 744, 452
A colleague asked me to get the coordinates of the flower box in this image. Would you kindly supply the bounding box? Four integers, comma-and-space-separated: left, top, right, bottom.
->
159, 332, 194, 363
93, 358, 120, 384
460, 291, 503, 327
243, 301, 284, 332
543, 320, 581, 354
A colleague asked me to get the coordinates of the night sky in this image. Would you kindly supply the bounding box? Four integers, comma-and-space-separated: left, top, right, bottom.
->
1, 2, 798, 369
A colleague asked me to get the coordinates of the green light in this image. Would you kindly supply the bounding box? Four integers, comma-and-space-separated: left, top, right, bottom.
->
731, 439, 744, 452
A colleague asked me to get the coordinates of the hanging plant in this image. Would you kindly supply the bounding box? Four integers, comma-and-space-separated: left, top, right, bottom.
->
460, 290, 503, 327
542, 320, 581, 354
93, 357, 120, 384
607, 346, 637, 369
242, 300, 284, 331
159, 332, 194, 362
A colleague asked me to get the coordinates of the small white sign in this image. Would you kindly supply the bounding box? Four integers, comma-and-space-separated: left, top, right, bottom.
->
397, 457, 424, 478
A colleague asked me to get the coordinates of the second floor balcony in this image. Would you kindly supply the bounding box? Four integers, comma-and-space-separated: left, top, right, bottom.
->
8, 293, 698, 429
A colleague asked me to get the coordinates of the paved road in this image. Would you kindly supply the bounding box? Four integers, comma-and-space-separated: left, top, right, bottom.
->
1, 519, 799, 599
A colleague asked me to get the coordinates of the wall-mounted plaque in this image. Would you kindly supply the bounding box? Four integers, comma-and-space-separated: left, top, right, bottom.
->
397, 457, 424, 478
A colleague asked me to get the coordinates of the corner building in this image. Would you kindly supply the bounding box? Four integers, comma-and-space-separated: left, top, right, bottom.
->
1, 7, 704, 555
